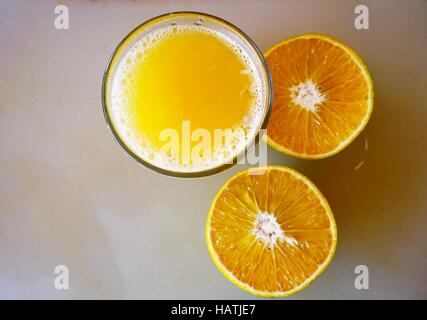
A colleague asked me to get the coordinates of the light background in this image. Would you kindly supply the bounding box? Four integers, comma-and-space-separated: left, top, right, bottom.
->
0, 0, 426, 299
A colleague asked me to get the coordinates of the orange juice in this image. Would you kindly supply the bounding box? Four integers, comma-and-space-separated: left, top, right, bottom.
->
105, 14, 270, 175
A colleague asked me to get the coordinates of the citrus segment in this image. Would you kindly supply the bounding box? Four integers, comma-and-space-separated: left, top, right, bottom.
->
264, 34, 374, 158
206, 166, 337, 297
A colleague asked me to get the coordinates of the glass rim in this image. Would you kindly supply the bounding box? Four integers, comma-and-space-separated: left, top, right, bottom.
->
101, 11, 273, 178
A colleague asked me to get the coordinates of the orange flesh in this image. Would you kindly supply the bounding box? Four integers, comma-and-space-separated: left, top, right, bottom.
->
209, 167, 335, 293
266, 37, 370, 156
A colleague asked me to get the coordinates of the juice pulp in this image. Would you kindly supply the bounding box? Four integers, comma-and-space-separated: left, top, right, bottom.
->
110, 25, 262, 172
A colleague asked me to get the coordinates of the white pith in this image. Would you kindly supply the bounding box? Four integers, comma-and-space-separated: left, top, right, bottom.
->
252, 212, 298, 248
290, 79, 326, 112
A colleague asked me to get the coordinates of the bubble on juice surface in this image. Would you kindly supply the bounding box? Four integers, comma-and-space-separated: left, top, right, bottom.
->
109, 24, 266, 173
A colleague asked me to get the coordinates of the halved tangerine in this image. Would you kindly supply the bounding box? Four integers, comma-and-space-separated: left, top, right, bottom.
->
264, 34, 374, 159
206, 166, 337, 297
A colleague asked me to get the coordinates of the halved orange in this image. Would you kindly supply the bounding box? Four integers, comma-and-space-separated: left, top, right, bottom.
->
264, 34, 374, 159
206, 166, 337, 297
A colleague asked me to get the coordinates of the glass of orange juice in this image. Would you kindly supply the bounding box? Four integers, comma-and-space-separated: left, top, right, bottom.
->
102, 12, 272, 177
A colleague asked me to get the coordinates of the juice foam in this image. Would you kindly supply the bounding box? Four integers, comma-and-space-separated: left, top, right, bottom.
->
110, 24, 264, 172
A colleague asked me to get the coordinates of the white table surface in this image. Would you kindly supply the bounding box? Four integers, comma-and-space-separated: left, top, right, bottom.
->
1, 0, 426, 299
